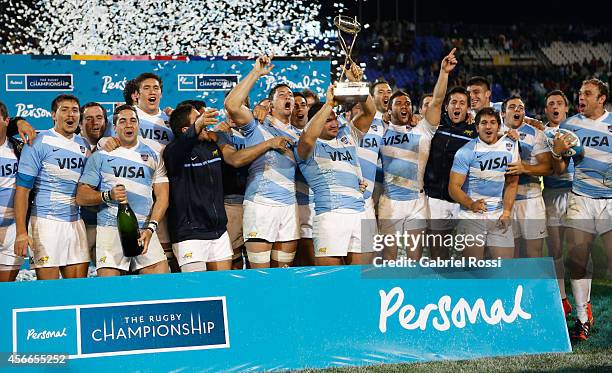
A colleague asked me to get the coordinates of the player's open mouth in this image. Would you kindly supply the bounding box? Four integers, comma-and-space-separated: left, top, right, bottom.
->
485, 130, 494, 136
66, 120, 75, 126
285, 102, 292, 110
125, 129, 135, 136
148, 96, 157, 103
400, 110, 408, 118
453, 111, 461, 117
579, 103, 586, 110
513, 114, 520, 120
383, 99, 389, 106
553, 111, 559, 117
297, 113, 305, 119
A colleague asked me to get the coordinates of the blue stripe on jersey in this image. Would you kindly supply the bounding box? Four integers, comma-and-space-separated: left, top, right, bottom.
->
513, 123, 548, 200
18, 129, 89, 222
561, 112, 612, 198
452, 137, 519, 212
79, 141, 167, 228
297, 126, 364, 214
0, 141, 18, 226
357, 116, 385, 201
242, 117, 300, 206
380, 119, 435, 201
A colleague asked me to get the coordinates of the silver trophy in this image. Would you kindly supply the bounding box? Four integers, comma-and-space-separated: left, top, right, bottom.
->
333, 15, 369, 103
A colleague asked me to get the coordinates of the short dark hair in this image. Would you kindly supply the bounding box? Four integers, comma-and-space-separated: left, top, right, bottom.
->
370, 80, 390, 95
307, 102, 326, 121
51, 94, 80, 113
293, 92, 306, 101
113, 104, 139, 125
388, 90, 410, 110
301, 89, 319, 104
178, 100, 207, 111
475, 107, 501, 126
544, 90, 569, 106
501, 95, 523, 113
582, 78, 609, 105
80, 102, 109, 125
467, 76, 491, 91
268, 83, 292, 100
445, 86, 470, 107
134, 72, 163, 92
123, 79, 139, 106
0, 101, 8, 120
419, 93, 433, 110
169, 104, 195, 135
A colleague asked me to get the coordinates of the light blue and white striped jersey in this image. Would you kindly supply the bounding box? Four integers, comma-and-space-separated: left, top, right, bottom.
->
543, 124, 574, 190
380, 118, 436, 201
357, 113, 385, 201
297, 125, 364, 214
104, 107, 173, 146
452, 136, 520, 212
79, 140, 168, 228
469, 101, 503, 117
242, 116, 301, 206
510, 122, 549, 200
0, 140, 18, 227
561, 111, 612, 199
18, 129, 90, 222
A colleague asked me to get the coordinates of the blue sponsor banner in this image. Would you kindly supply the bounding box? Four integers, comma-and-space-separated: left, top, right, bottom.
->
0, 259, 570, 371
0, 56, 330, 130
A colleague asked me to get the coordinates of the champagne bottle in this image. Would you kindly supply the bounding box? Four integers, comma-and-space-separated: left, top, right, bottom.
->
117, 200, 143, 257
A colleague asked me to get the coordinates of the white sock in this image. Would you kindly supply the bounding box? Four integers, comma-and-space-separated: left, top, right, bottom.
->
571, 278, 590, 323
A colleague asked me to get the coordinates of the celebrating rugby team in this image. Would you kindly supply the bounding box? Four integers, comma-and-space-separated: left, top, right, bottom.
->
0, 50, 610, 341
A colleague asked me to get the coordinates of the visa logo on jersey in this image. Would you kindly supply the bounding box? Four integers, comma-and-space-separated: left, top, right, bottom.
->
57, 158, 85, 170
383, 133, 411, 146
140, 128, 171, 142
112, 166, 146, 178
329, 150, 354, 162
0, 162, 18, 176
479, 156, 509, 171
581, 136, 609, 147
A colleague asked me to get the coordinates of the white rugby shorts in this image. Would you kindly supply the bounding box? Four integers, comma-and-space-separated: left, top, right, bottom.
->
543, 188, 570, 227
512, 197, 548, 239
564, 193, 612, 235
313, 210, 376, 257
95, 226, 166, 272
242, 200, 299, 242
427, 196, 460, 231
377, 193, 429, 235
172, 232, 233, 268
0, 223, 23, 267
455, 210, 515, 248
29, 217, 90, 269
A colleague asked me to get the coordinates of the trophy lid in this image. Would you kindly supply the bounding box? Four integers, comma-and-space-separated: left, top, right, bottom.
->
333, 15, 361, 34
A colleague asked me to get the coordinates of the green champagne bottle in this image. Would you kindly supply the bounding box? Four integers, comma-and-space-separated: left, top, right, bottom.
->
117, 200, 142, 257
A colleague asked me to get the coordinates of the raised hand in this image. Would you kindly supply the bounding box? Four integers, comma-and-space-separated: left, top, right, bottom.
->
343, 61, 363, 82
195, 109, 220, 133
253, 55, 274, 77
441, 48, 458, 74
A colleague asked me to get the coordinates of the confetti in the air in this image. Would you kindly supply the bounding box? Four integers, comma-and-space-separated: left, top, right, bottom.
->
0, 0, 348, 58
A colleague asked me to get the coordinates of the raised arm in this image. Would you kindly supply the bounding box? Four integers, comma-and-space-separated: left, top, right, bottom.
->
224, 56, 274, 126
424, 48, 458, 127
297, 86, 336, 160
344, 62, 375, 133
219, 136, 293, 168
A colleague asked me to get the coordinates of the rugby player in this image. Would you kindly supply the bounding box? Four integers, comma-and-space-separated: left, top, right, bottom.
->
424, 86, 476, 259
302, 88, 320, 109
296, 86, 370, 265
542, 90, 573, 315
551, 79, 611, 340
14, 94, 91, 280
76, 105, 169, 276
79, 102, 109, 259
0, 102, 24, 282
449, 107, 520, 259
224, 55, 301, 268
378, 49, 457, 260
503, 96, 552, 258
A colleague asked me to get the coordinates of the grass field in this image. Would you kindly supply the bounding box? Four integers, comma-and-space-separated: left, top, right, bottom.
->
307, 280, 611, 372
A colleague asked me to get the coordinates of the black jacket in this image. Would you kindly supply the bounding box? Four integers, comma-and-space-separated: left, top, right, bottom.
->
424, 112, 477, 202
163, 126, 227, 243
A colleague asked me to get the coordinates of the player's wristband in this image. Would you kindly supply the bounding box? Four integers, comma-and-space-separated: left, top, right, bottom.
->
101, 191, 112, 203
146, 221, 158, 233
